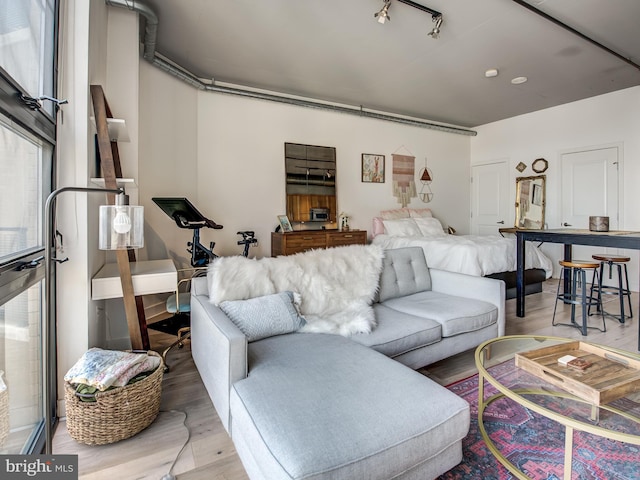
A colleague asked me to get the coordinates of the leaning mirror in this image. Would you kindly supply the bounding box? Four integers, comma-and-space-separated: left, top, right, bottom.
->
285, 142, 336, 226
515, 175, 545, 229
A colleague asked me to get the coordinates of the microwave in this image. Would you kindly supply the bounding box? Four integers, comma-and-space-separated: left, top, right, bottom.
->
310, 208, 330, 221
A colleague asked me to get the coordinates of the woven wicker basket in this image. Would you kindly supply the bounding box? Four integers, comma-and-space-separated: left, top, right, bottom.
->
64, 351, 163, 445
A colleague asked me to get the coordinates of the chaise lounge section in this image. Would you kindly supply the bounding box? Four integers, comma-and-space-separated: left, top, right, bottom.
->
191, 246, 505, 479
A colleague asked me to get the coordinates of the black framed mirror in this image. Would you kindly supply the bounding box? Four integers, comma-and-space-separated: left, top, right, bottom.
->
285, 142, 336, 224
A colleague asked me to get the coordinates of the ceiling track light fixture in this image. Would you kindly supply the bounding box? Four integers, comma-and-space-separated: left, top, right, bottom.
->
374, 0, 391, 24
375, 0, 444, 39
427, 15, 443, 39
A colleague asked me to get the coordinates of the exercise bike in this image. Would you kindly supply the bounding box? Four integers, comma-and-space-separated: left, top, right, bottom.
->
151, 197, 257, 370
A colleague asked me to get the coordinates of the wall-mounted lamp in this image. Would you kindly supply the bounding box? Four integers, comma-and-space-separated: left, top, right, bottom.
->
375, 0, 444, 39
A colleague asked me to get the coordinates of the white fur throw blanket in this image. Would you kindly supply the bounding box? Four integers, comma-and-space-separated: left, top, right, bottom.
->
208, 244, 384, 336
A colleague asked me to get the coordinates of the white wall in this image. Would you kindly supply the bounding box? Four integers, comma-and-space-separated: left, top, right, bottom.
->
137, 68, 471, 265
138, 61, 198, 269
55, 0, 106, 415
471, 86, 640, 289
56, 0, 142, 411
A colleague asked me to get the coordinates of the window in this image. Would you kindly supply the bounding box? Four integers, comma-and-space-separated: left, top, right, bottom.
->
0, 0, 57, 454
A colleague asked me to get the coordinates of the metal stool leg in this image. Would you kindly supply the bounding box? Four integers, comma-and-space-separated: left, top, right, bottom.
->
580, 268, 589, 335
616, 263, 626, 323
571, 268, 578, 328
552, 267, 564, 326
623, 263, 633, 319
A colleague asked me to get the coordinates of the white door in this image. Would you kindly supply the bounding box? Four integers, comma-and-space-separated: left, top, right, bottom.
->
471, 162, 508, 235
561, 146, 619, 230
561, 146, 620, 272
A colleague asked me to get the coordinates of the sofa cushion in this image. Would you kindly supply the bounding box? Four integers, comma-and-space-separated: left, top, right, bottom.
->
350, 304, 441, 357
378, 246, 432, 302
230, 333, 469, 480
219, 291, 306, 342
382, 290, 498, 337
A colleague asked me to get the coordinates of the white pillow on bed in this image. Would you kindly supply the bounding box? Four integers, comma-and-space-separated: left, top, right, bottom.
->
414, 217, 446, 236
382, 218, 422, 236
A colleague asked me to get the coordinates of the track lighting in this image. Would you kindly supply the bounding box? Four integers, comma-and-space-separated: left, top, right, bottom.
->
375, 0, 391, 24
375, 0, 444, 39
427, 15, 443, 39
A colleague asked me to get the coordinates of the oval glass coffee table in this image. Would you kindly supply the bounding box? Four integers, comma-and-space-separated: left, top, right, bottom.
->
475, 335, 640, 480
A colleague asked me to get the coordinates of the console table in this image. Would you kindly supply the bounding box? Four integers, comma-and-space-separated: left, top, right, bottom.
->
271, 230, 367, 256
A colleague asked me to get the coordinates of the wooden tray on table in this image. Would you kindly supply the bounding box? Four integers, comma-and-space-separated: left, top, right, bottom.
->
515, 341, 640, 405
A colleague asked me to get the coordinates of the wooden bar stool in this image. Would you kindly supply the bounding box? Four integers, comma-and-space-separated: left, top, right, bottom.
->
552, 259, 605, 336
589, 254, 633, 324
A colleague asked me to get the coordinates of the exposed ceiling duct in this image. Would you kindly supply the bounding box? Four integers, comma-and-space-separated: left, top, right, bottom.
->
105, 0, 478, 136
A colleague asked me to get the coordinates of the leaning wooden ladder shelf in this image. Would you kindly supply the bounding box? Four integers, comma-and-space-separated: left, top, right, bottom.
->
91, 84, 148, 350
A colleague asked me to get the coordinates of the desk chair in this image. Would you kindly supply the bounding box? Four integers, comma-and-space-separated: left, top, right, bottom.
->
160, 268, 207, 371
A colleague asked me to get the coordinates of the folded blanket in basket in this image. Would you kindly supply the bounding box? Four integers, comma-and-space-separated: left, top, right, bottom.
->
64, 348, 161, 391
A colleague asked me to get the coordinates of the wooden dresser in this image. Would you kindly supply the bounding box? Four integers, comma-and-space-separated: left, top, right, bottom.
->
271, 230, 367, 256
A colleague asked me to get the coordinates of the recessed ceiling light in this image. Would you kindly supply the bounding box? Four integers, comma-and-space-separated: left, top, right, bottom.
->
511, 76, 528, 85
485, 68, 499, 78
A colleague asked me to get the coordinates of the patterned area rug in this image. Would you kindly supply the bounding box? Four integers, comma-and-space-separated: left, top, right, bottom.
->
438, 360, 640, 480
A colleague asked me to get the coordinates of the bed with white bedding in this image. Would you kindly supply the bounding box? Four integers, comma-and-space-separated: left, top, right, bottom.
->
371, 208, 553, 297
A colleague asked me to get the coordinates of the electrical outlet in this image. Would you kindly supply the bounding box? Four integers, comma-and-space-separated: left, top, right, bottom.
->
252, 241, 258, 248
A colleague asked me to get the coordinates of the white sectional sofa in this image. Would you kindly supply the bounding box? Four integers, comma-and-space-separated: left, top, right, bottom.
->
191, 246, 505, 479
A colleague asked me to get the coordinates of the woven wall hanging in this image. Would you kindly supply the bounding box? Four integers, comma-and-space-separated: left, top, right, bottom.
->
392, 154, 416, 207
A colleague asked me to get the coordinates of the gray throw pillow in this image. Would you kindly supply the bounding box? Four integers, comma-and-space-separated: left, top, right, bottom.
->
219, 291, 306, 342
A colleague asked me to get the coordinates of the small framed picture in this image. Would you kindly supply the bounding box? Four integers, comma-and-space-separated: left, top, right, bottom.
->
277, 215, 293, 232
361, 154, 385, 183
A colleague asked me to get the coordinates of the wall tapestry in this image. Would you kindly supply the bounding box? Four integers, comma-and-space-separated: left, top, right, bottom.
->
392, 154, 416, 207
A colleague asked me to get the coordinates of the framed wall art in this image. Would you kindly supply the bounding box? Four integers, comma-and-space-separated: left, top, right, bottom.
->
361, 154, 385, 183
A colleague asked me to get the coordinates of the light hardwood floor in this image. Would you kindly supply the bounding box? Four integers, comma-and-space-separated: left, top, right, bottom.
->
53, 280, 639, 479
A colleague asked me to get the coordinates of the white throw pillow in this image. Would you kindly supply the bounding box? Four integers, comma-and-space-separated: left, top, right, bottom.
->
414, 217, 446, 236
219, 291, 306, 342
382, 218, 421, 236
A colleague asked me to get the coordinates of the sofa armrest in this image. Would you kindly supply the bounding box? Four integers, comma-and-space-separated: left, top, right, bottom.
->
429, 269, 506, 337
190, 286, 248, 434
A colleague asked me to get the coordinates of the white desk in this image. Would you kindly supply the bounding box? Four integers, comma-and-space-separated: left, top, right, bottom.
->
92, 259, 177, 300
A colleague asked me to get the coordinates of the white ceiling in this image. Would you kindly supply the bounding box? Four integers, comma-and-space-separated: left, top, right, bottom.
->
140, 0, 640, 128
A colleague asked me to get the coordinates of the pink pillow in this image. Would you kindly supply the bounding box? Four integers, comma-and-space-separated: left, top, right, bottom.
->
380, 208, 410, 220
408, 208, 433, 218
372, 217, 385, 237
